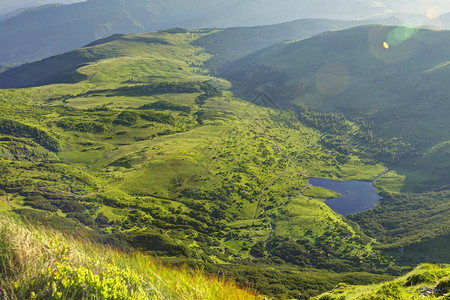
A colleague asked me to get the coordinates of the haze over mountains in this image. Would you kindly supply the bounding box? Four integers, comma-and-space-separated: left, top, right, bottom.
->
0, 1, 450, 299
0, 18, 402, 88
0, 0, 83, 15
223, 24, 450, 190
1, 0, 449, 66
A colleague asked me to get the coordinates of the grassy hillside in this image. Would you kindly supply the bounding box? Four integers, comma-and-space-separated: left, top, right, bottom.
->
223, 25, 450, 185
220, 25, 450, 265
1, 25, 449, 298
0, 28, 211, 88
315, 264, 450, 300
0, 28, 403, 299
224, 25, 450, 151
0, 18, 401, 86
0, 215, 260, 299
0, 0, 395, 66
193, 18, 400, 74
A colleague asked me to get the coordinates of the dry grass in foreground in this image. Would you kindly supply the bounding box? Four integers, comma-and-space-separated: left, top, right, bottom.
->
0, 215, 262, 300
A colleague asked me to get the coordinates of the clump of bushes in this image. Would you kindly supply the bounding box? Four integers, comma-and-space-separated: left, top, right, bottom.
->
405, 265, 446, 286
23, 195, 59, 212
127, 231, 190, 257
115, 82, 202, 96
95, 212, 109, 225
369, 282, 405, 300
138, 100, 191, 112
113, 81, 222, 105
0, 118, 60, 152
24, 201, 58, 213
436, 277, 450, 295
59, 201, 86, 213
139, 110, 175, 125
195, 110, 224, 124
66, 212, 94, 226
114, 111, 140, 126
56, 118, 109, 133
195, 82, 223, 104
113, 110, 175, 126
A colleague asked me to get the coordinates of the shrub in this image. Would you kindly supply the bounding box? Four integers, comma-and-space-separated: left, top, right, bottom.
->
0, 118, 60, 152
114, 111, 140, 126
40, 260, 151, 299
66, 212, 93, 226
138, 100, 191, 112
370, 282, 405, 300
436, 277, 450, 295
195, 110, 224, 124
405, 270, 445, 286
95, 212, 109, 225
56, 119, 108, 133
250, 241, 266, 258
24, 200, 58, 213
127, 232, 190, 257
139, 110, 175, 125
115, 82, 201, 97
60, 201, 85, 213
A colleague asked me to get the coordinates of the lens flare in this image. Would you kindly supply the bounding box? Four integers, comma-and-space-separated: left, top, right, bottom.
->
386, 27, 417, 46
369, 27, 417, 64
426, 7, 444, 29
316, 62, 350, 97
427, 7, 440, 20
419, 0, 444, 29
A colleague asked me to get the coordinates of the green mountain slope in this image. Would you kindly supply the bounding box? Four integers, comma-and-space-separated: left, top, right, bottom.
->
224, 25, 450, 189
194, 18, 400, 74
315, 264, 450, 300
0, 0, 401, 67
0, 16, 400, 81
220, 25, 450, 265
0, 29, 401, 299
0, 28, 207, 88
0, 0, 79, 16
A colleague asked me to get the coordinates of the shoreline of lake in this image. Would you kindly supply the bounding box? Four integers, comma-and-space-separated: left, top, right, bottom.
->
308, 177, 382, 217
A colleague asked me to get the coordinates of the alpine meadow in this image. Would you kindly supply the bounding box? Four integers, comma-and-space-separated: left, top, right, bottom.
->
0, 1, 449, 300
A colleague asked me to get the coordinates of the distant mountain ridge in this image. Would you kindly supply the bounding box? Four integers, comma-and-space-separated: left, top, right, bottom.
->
0, 0, 397, 66
223, 25, 450, 191
0, 22, 448, 299
0, 0, 81, 15
0, 6, 38, 21
0, 17, 401, 88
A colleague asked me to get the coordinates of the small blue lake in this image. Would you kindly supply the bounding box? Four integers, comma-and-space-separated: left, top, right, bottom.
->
308, 178, 382, 217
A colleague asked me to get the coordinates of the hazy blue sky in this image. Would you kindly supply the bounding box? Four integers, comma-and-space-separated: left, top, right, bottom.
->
0, 0, 85, 14
378, 0, 450, 15
1, 0, 450, 21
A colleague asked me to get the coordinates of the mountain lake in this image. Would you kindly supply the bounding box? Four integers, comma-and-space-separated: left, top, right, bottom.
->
308, 178, 382, 217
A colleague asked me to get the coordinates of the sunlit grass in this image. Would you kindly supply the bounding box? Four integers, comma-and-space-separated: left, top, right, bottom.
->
313, 263, 450, 300
0, 215, 261, 300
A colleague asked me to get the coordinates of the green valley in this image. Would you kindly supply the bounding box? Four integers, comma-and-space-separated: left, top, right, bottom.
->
0, 22, 448, 300
220, 25, 450, 263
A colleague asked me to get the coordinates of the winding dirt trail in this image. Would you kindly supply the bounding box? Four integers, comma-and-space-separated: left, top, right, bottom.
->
252, 161, 291, 223
251, 119, 308, 224
264, 200, 289, 244
373, 168, 390, 184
